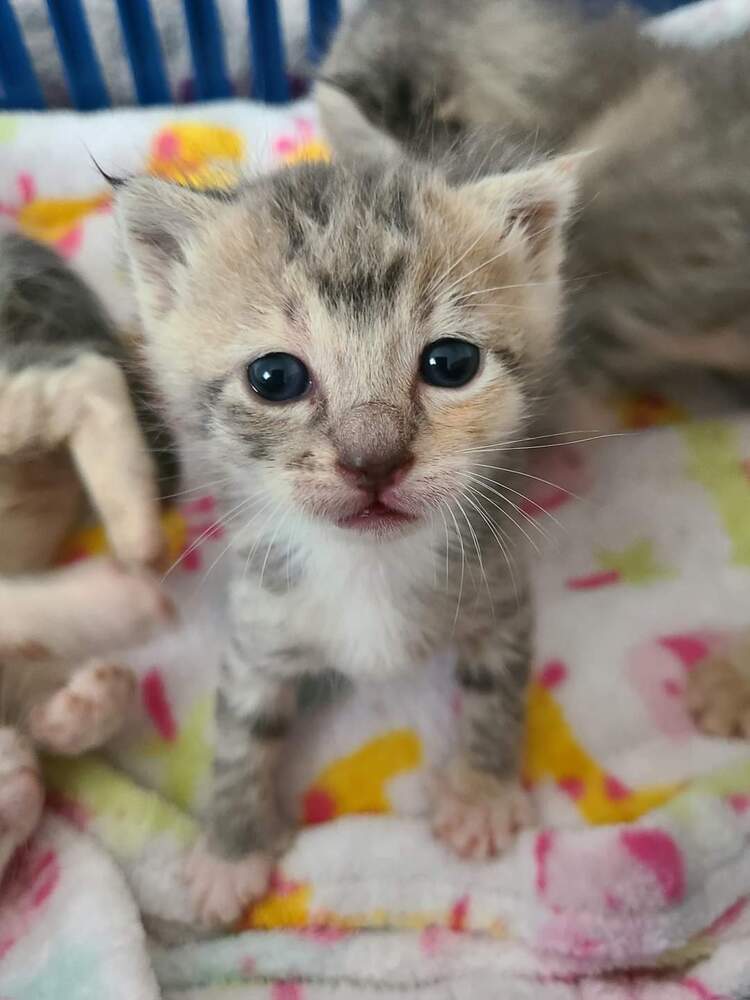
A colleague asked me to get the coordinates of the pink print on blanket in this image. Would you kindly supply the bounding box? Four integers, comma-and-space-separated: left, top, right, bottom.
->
534, 826, 685, 962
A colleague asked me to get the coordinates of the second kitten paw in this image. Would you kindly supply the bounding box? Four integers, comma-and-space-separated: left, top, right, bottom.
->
685, 656, 750, 739
29, 661, 136, 755
185, 839, 273, 927
431, 762, 534, 860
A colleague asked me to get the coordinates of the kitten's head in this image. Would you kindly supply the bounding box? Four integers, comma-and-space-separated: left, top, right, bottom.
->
316, 0, 568, 163
115, 159, 574, 540
317, 0, 650, 164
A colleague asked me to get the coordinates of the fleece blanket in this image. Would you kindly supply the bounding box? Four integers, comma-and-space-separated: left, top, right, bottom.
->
3, 5, 750, 993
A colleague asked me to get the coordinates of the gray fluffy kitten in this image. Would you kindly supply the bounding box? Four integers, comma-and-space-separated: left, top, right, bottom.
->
0, 233, 176, 877
318, 0, 750, 406
114, 151, 576, 925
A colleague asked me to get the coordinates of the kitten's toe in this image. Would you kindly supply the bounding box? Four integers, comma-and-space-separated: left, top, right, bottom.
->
432, 763, 533, 860
185, 839, 273, 927
0, 729, 44, 843
29, 661, 136, 755
685, 657, 750, 739
87, 562, 177, 643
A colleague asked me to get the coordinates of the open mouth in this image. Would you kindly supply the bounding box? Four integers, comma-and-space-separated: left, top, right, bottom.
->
338, 500, 417, 532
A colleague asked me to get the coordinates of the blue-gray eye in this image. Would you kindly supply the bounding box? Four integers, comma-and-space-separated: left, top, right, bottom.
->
247, 353, 310, 402
420, 338, 480, 388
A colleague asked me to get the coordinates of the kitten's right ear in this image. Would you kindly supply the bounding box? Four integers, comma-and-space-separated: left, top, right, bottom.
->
113, 178, 223, 323
315, 79, 401, 166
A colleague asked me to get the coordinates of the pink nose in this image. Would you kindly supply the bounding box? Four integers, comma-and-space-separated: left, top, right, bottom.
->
336, 453, 414, 492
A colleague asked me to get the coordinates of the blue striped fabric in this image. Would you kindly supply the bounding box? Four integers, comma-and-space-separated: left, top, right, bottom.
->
0, 0, 44, 109
46, 0, 110, 110
308, 0, 340, 64
114, 0, 171, 105
182, 0, 233, 101
0, 0, 708, 111
247, 0, 289, 103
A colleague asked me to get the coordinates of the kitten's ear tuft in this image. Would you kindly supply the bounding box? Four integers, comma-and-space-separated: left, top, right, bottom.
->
457, 156, 580, 274
114, 178, 224, 321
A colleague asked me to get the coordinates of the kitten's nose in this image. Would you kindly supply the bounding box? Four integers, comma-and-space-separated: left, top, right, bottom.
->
336, 451, 414, 492
334, 402, 414, 493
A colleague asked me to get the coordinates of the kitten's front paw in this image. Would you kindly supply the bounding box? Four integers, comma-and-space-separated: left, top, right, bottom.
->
685, 656, 750, 738
29, 661, 136, 755
185, 838, 273, 927
431, 762, 534, 860
0, 728, 44, 845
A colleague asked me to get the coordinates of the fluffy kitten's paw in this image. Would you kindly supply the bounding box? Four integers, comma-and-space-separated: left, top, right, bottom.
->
685, 656, 750, 738
29, 661, 136, 755
48, 560, 176, 657
91, 562, 177, 643
431, 763, 534, 860
0, 728, 44, 844
185, 839, 273, 927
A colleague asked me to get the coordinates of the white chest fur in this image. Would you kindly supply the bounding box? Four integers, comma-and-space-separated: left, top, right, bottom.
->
291, 525, 438, 678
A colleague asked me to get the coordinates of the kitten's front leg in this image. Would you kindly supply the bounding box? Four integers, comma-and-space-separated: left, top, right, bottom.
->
433, 604, 534, 859
187, 658, 297, 927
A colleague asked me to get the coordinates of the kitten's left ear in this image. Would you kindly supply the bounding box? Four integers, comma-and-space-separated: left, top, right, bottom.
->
113, 177, 229, 324
456, 154, 582, 276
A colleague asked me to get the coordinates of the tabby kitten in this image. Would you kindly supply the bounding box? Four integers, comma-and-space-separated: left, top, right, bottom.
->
0, 233, 174, 874
115, 154, 576, 925
318, 0, 750, 401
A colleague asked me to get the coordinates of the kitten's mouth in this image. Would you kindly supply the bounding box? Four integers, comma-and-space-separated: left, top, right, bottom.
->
338, 500, 418, 533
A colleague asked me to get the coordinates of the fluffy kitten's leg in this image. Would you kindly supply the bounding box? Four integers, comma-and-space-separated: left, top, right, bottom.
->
187, 669, 296, 926
0, 559, 175, 663
685, 632, 750, 738
0, 355, 164, 568
0, 727, 44, 878
28, 659, 136, 755
434, 604, 534, 859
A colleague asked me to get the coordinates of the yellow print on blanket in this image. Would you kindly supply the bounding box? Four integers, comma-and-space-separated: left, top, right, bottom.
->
302, 729, 422, 824
683, 421, 750, 566
148, 122, 245, 189
524, 662, 679, 823
0, 172, 110, 257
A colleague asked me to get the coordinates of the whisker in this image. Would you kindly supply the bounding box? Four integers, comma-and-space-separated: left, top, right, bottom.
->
440, 243, 515, 298
161, 493, 256, 581
242, 501, 286, 585
453, 279, 555, 302
198, 496, 272, 584
459, 475, 545, 553
445, 503, 466, 630
470, 463, 582, 501
454, 493, 493, 614
427, 212, 507, 298
159, 476, 233, 501
462, 468, 568, 534
259, 508, 292, 590
465, 431, 631, 454
437, 502, 451, 589
456, 486, 519, 605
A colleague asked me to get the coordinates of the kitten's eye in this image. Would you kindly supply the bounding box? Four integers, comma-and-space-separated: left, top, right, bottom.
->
420, 339, 480, 388
247, 353, 311, 402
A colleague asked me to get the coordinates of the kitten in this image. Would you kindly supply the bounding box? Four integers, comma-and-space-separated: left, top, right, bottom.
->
114, 153, 576, 925
0, 233, 175, 872
318, 0, 750, 403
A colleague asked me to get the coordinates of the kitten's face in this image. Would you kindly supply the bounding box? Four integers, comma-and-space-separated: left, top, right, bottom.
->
116, 162, 573, 539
